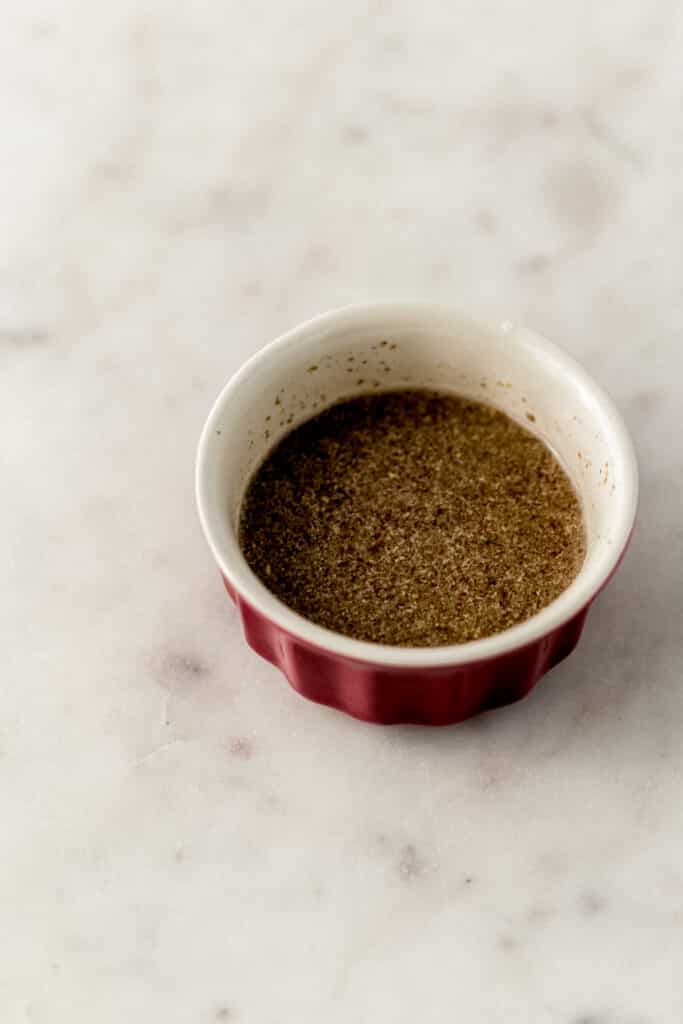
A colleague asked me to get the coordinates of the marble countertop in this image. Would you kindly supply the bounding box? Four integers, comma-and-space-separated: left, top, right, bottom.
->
3, 2, 682, 1021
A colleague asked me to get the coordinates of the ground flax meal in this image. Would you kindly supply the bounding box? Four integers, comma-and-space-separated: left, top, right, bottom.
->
239, 390, 586, 647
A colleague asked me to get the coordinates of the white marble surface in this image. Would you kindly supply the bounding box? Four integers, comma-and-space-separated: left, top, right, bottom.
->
3, 1, 683, 1020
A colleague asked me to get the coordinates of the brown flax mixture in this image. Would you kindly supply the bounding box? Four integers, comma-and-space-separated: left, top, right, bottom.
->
239, 390, 585, 646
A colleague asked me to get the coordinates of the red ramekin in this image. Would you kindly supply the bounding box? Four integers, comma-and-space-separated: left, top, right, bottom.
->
196, 303, 638, 725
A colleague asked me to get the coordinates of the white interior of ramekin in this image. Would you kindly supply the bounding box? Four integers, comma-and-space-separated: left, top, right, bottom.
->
196, 302, 638, 668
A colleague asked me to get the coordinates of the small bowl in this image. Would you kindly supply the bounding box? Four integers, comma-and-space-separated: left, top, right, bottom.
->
196, 302, 638, 725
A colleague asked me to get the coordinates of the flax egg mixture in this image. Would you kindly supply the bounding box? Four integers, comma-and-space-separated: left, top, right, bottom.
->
239, 390, 586, 647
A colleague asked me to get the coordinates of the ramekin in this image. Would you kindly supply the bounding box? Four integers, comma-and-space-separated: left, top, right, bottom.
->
196, 303, 638, 725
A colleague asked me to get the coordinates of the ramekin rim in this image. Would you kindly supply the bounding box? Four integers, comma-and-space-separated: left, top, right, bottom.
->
196, 301, 639, 669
